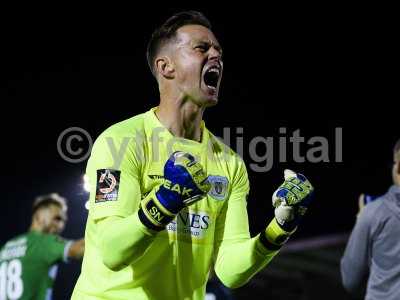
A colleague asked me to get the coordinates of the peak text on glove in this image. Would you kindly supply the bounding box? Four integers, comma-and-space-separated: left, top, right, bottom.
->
163, 180, 193, 197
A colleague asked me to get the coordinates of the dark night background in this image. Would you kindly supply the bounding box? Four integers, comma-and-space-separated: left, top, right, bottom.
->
0, 5, 397, 300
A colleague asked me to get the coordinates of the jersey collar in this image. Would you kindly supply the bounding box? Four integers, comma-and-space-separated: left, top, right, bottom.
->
144, 107, 210, 151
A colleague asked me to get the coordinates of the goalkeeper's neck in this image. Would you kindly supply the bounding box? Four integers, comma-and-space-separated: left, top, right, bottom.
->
156, 97, 205, 142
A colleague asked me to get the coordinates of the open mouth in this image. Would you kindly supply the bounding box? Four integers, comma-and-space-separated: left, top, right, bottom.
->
203, 66, 220, 90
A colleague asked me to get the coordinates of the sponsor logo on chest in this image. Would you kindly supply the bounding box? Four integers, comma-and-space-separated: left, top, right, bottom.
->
166, 209, 212, 240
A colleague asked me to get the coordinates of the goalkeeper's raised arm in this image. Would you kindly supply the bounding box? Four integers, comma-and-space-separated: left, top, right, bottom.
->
213, 166, 314, 288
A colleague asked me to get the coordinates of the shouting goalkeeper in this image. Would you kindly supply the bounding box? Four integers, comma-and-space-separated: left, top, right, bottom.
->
72, 11, 314, 300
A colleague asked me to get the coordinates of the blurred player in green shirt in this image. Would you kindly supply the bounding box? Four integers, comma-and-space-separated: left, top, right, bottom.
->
72, 11, 315, 300
0, 193, 85, 300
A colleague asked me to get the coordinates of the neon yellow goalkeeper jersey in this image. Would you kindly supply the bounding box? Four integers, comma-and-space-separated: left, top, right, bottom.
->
72, 108, 278, 300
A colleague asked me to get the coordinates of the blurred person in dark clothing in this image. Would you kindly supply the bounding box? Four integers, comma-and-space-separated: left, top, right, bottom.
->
341, 138, 400, 300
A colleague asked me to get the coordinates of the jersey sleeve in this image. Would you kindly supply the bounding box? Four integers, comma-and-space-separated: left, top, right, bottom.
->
42, 234, 70, 265
87, 130, 142, 221
85, 128, 158, 270
341, 203, 375, 294
213, 158, 279, 288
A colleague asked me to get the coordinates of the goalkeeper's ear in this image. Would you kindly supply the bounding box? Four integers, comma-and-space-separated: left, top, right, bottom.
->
155, 56, 175, 80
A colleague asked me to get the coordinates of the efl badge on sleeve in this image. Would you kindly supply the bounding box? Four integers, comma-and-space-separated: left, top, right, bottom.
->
208, 175, 229, 201
95, 169, 121, 203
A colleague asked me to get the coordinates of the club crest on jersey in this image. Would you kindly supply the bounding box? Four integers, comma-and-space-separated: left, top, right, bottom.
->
208, 176, 228, 201
95, 169, 121, 203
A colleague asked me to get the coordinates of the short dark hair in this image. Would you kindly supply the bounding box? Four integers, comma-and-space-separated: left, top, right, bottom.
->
146, 11, 212, 77
32, 193, 67, 215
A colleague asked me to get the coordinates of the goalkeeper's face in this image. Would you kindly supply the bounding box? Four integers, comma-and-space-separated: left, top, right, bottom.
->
168, 25, 223, 107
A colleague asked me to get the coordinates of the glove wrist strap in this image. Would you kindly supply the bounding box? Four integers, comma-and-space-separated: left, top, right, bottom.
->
259, 218, 296, 250
138, 188, 176, 231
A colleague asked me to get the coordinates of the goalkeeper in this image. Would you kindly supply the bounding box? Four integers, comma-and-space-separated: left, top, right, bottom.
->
72, 11, 314, 300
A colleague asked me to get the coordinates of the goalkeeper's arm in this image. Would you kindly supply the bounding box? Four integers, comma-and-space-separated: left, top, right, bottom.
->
97, 214, 157, 271
97, 151, 210, 271
214, 169, 314, 288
